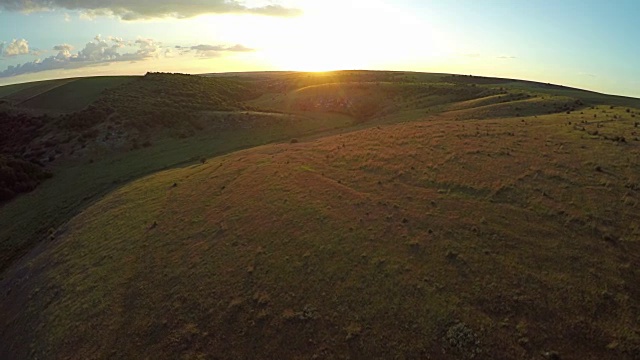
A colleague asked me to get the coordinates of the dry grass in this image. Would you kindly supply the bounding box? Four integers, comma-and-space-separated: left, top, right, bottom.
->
2, 104, 640, 359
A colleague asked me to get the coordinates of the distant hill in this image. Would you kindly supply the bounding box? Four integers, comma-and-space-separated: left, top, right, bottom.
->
0, 76, 136, 113
443, 74, 640, 108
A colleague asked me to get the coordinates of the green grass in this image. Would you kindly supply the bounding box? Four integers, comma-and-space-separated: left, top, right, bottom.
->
0, 82, 45, 98
0, 78, 79, 103
19, 76, 137, 112
0, 110, 354, 273
249, 80, 502, 122
501, 81, 640, 108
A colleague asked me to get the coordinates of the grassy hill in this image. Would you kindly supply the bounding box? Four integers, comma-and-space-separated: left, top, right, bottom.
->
1, 71, 640, 359
0, 76, 136, 113
18, 76, 136, 112
0, 78, 77, 100
3, 104, 640, 359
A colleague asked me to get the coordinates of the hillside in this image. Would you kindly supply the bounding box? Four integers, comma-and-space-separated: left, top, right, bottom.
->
2, 102, 640, 358
1, 71, 640, 359
0, 76, 136, 113
0, 154, 52, 202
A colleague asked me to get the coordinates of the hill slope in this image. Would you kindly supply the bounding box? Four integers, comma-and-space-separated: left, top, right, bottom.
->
18, 76, 136, 112
2, 107, 640, 359
0, 76, 136, 112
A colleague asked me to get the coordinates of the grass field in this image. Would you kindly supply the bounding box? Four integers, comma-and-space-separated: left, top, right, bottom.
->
3, 106, 640, 359
0, 78, 77, 100
1, 71, 640, 359
19, 76, 136, 112
0, 76, 138, 113
502, 82, 640, 108
0, 109, 354, 274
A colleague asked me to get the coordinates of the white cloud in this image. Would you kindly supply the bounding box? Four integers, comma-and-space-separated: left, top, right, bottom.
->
29, 48, 45, 57
53, 44, 74, 52
3, 39, 30, 57
164, 48, 176, 58
133, 38, 161, 58
0, 35, 256, 77
0, 0, 302, 20
63, 12, 71, 22
0, 35, 161, 77
108, 36, 127, 47
185, 44, 255, 58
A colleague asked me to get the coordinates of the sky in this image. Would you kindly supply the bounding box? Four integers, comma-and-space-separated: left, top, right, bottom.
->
0, 0, 638, 97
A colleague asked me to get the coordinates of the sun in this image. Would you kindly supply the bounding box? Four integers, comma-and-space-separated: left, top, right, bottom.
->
252, 1, 444, 72
194, 1, 447, 73
268, 47, 366, 72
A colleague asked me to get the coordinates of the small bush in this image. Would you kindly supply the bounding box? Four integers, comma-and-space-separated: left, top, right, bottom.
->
445, 322, 482, 359
0, 155, 52, 203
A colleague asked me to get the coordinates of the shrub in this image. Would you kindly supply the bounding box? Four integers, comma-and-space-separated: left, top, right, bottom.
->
445, 322, 482, 359
0, 155, 52, 203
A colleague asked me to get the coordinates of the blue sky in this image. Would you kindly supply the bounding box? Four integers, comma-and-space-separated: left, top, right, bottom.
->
0, 0, 638, 97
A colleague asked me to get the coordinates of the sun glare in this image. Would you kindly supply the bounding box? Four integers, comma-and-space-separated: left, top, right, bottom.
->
209, 0, 446, 72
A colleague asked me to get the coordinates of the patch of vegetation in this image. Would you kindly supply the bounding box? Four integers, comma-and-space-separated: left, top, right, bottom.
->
0, 154, 52, 202
18, 76, 135, 112
0, 111, 50, 157
0, 78, 78, 104
445, 322, 482, 359
90, 72, 262, 130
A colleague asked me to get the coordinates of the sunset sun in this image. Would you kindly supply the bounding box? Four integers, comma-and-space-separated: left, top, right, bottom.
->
250, 0, 443, 72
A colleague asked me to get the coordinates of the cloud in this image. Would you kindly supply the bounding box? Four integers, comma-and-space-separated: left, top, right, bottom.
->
164, 48, 176, 58
0, 0, 302, 20
497, 55, 516, 59
108, 36, 127, 46
189, 43, 255, 57
3, 39, 30, 56
174, 43, 255, 57
0, 35, 257, 77
134, 38, 160, 58
29, 48, 45, 56
53, 44, 74, 52
64, 12, 71, 22
0, 35, 161, 78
